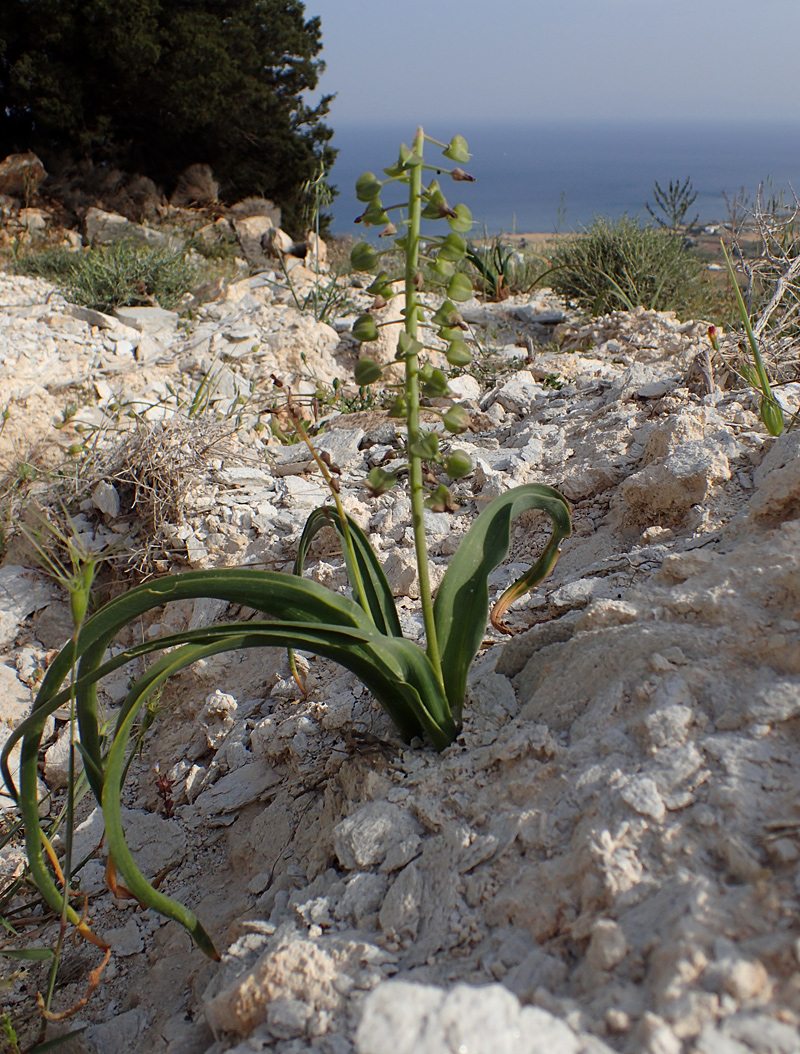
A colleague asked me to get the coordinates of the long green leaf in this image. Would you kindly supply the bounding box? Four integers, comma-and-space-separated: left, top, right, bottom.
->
0, 947, 55, 961
4, 570, 458, 959
294, 506, 403, 637
1, 571, 384, 949
73, 570, 378, 801
434, 484, 572, 721
99, 622, 455, 955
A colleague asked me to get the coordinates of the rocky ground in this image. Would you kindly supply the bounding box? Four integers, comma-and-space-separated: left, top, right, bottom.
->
1, 250, 800, 1054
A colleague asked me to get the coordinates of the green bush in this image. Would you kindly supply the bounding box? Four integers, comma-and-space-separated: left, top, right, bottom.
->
548, 214, 702, 315
17, 242, 200, 312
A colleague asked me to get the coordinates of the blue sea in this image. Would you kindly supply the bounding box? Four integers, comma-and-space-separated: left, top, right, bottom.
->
325, 120, 800, 236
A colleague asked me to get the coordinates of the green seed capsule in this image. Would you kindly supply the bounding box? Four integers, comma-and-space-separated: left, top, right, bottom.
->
383, 143, 412, 177
367, 467, 398, 495
447, 204, 473, 234
760, 396, 784, 437
446, 341, 472, 367
447, 273, 474, 302
367, 271, 394, 297
350, 243, 378, 271
361, 200, 390, 226
424, 484, 454, 513
442, 135, 470, 163
442, 405, 471, 433
437, 233, 467, 262
352, 314, 379, 342
355, 172, 383, 202
387, 394, 408, 417
354, 358, 382, 385
421, 368, 451, 399
438, 326, 465, 342
445, 450, 473, 478
395, 332, 423, 361
431, 300, 462, 327
409, 431, 440, 461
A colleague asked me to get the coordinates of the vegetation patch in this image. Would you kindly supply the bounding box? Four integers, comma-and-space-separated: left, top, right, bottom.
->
16, 242, 201, 313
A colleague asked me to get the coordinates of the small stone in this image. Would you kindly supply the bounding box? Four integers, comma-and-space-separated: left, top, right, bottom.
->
267, 996, 312, 1039
92, 480, 121, 518
379, 862, 422, 940
0, 565, 53, 649
334, 802, 422, 872
586, 918, 629, 971
113, 305, 180, 335
193, 760, 281, 817
620, 776, 666, 822
106, 917, 144, 957
721, 958, 770, 1002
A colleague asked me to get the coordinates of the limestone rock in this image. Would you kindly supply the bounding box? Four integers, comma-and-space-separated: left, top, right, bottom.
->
0, 152, 46, 197
84, 206, 181, 249
0, 566, 53, 649
748, 428, 800, 522
356, 982, 582, 1054
232, 215, 275, 267
334, 802, 422, 872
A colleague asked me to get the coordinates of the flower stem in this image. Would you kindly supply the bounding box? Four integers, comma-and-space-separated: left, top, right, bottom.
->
405, 128, 445, 690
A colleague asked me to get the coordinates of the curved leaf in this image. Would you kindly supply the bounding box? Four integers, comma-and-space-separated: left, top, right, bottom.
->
6, 600, 458, 960
294, 507, 403, 638
434, 484, 572, 721
99, 621, 455, 953
73, 570, 378, 800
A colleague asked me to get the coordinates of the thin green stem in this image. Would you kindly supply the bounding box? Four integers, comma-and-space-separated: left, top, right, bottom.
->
404, 128, 445, 691
720, 239, 775, 398
292, 413, 370, 614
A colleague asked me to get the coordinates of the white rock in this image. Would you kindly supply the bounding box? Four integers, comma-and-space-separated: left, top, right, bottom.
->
356, 982, 580, 1054
193, 760, 281, 817
620, 776, 666, 822
379, 861, 422, 940
113, 305, 180, 336
334, 802, 422, 872
586, 918, 629, 971
0, 565, 53, 649
91, 480, 121, 517
267, 995, 313, 1039
43, 724, 83, 789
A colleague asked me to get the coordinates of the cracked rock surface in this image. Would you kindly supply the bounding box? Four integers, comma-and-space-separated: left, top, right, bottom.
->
1, 265, 800, 1054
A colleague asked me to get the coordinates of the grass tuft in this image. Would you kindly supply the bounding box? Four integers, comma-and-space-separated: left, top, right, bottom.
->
16, 242, 200, 313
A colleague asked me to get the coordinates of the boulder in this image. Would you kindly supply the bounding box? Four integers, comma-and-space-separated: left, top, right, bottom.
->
0, 152, 46, 198
232, 215, 275, 267
84, 206, 182, 249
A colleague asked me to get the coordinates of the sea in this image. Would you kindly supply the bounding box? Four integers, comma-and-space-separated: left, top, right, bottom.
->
324, 120, 800, 237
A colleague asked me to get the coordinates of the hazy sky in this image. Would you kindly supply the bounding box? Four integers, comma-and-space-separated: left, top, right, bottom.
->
305, 0, 800, 125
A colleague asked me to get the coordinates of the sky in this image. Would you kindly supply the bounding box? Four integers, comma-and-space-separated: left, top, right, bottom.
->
305, 0, 800, 126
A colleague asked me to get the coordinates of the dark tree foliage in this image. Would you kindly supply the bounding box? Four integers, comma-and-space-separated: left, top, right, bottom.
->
0, 0, 334, 230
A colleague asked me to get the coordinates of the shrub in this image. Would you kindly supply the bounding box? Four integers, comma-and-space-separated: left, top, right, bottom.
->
548, 214, 702, 316
17, 242, 200, 312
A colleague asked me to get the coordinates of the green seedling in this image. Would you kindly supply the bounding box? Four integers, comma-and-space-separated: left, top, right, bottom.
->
718, 239, 784, 436
2, 128, 571, 964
